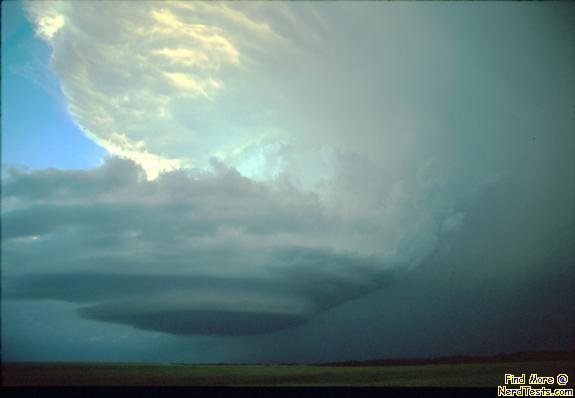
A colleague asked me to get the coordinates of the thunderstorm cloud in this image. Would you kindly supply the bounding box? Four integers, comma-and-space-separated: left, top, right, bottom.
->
2, 1, 573, 362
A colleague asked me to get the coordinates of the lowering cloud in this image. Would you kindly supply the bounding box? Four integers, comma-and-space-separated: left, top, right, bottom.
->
2, 156, 464, 335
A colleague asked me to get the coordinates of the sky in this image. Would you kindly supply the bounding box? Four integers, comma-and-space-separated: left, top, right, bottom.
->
1, 1, 574, 363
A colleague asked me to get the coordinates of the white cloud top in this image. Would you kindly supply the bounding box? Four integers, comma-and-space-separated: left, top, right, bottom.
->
35, 13, 65, 39
25, 1, 292, 179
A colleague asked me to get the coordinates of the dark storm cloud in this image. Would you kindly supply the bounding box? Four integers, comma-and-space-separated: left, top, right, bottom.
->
4, 249, 393, 305
2, 158, 143, 200
3, 147, 548, 338
3, 273, 276, 303
2, 159, 330, 240
3, 247, 398, 335
80, 308, 308, 336
2, 160, 409, 335
193, 172, 573, 363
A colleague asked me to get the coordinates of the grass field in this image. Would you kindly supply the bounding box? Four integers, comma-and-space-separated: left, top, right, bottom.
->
2, 360, 574, 387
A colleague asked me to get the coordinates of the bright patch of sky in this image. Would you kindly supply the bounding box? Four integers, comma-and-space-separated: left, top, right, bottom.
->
2, 1, 106, 172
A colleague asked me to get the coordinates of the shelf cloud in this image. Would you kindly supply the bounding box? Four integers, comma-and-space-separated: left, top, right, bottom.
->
3, 157, 454, 336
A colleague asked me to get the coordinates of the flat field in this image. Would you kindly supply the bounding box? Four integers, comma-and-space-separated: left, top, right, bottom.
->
2, 360, 573, 387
